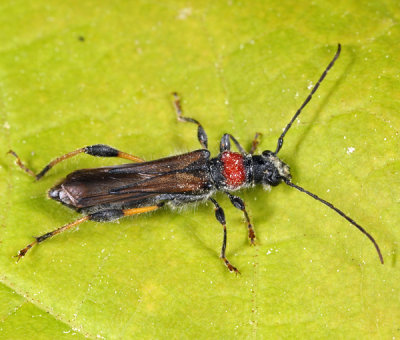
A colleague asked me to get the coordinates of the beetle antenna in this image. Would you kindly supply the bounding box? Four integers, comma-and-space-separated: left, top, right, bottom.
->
274, 44, 342, 155
283, 178, 384, 264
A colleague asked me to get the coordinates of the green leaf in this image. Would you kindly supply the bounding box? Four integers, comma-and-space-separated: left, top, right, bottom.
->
1, 1, 399, 338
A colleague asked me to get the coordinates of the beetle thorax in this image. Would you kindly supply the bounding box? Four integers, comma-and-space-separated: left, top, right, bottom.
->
220, 151, 247, 189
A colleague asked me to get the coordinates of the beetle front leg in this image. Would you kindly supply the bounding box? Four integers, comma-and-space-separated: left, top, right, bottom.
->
219, 132, 262, 155
209, 198, 239, 274
226, 193, 256, 244
219, 133, 246, 154
249, 132, 262, 155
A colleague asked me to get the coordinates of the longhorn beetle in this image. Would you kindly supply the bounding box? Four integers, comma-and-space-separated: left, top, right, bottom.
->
9, 44, 383, 273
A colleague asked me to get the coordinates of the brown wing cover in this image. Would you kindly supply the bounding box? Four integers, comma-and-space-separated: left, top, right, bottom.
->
50, 150, 211, 209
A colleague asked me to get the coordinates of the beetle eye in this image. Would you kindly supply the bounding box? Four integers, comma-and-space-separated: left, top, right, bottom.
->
262, 150, 273, 157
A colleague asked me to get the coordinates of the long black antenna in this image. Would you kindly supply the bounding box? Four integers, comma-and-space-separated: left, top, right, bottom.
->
283, 178, 384, 264
274, 44, 342, 155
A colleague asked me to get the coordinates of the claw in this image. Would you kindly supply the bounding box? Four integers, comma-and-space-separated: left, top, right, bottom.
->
14, 250, 26, 262
248, 228, 256, 245
14, 241, 35, 262
222, 258, 241, 275
227, 263, 241, 275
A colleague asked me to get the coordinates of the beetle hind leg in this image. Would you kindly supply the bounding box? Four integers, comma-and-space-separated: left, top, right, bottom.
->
8, 145, 144, 180
15, 216, 90, 261
15, 205, 161, 261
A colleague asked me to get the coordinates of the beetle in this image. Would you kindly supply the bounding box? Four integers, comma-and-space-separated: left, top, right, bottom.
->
9, 44, 383, 273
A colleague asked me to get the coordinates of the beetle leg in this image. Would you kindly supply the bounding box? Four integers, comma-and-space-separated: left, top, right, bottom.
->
209, 198, 240, 274
15, 216, 90, 261
220, 132, 262, 155
249, 132, 262, 155
89, 205, 161, 222
219, 134, 231, 152
8, 145, 144, 180
15, 205, 161, 261
172, 92, 208, 149
220, 133, 245, 154
225, 193, 256, 244
122, 205, 160, 217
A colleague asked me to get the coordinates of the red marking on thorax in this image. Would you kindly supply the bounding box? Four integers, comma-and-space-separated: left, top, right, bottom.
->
221, 151, 246, 188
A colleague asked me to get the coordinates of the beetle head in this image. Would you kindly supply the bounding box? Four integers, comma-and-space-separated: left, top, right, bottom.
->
253, 150, 291, 187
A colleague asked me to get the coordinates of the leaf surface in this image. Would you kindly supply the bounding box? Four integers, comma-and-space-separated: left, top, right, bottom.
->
1, 1, 399, 338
